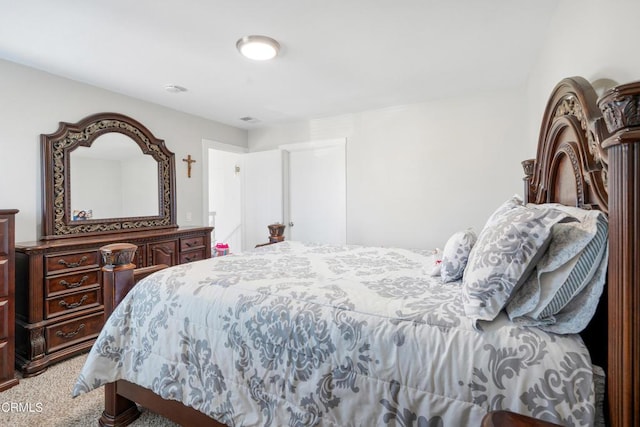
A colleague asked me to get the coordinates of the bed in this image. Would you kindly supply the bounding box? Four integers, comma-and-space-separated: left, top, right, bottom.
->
72, 77, 640, 427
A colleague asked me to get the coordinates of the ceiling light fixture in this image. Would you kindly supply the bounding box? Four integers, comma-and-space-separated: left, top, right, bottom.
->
236, 35, 280, 61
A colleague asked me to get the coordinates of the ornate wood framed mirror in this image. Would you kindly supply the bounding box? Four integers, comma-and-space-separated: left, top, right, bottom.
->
41, 112, 177, 239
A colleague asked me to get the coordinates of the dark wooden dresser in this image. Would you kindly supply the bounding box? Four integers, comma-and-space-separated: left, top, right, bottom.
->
0, 209, 19, 391
15, 226, 212, 376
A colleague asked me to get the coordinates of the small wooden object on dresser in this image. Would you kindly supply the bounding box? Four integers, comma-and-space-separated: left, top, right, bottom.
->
0, 209, 19, 391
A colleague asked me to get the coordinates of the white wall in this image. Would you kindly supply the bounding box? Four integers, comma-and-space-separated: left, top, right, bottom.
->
250, 88, 526, 250
525, 0, 640, 152
0, 59, 248, 242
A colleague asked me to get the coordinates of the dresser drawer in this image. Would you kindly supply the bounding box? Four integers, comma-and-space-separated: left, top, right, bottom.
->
45, 287, 101, 318
0, 217, 8, 256
0, 300, 7, 340
180, 236, 205, 251
46, 270, 100, 297
46, 250, 100, 275
148, 240, 178, 267
46, 311, 104, 353
180, 249, 206, 264
0, 258, 7, 297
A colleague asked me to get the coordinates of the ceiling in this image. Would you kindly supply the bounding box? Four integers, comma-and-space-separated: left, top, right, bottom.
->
0, 1, 558, 130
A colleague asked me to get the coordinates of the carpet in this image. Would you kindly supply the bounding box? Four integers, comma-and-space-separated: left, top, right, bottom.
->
0, 353, 177, 426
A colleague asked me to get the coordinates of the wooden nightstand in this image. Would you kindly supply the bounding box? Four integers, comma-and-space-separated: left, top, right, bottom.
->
481, 411, 563, 427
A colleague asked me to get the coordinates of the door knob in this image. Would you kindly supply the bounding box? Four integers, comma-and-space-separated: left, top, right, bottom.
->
288, 222, 294, 227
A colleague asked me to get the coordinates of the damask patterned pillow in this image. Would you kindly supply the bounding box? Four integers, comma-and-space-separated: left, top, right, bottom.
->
482, 195, 523, 229
440, 229, 477, 282
462, 204, 572, 326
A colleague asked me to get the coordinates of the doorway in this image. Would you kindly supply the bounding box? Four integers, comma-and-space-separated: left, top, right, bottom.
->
202, 140, 283, 252
202, 140, 247, 253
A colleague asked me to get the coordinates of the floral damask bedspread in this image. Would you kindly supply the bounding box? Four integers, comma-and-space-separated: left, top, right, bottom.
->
73, 241, 596, 426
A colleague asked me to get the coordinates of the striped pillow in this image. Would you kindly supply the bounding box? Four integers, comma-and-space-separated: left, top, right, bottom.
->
506, 205, 608, 333
538, 215, 607, 317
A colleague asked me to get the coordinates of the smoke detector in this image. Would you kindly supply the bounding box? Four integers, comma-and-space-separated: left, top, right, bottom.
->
239, 116, 260, 124
164, 84, 187, 93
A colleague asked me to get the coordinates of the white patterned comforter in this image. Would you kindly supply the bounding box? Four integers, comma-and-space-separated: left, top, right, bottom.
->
73, 241, 596, 426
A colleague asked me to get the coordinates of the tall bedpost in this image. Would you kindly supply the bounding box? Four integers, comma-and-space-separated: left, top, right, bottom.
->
100, 243, 138, 318
599, 81, 640, 427
99, 243, 140, 427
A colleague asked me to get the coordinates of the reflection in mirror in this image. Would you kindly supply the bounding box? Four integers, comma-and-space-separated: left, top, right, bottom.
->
70, 133, 159, 220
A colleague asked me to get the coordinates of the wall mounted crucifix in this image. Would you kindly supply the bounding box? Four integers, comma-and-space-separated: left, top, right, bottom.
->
182, 154, 196, 178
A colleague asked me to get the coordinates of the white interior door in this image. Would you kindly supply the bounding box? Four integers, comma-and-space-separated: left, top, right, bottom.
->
283, 139, 346, 244
242, 150, 283, 249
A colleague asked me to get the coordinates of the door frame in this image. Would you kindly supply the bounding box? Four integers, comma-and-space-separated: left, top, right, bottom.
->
278, 138, 347, 243
201, 139, 248, 244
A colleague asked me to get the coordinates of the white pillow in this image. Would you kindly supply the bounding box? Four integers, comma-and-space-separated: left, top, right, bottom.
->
440, 229, 476, 282
462, 202, 572, 326
506, 205, 608, 333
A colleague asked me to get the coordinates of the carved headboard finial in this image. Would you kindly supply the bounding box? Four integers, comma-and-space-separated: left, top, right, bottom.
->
100, 243, 137, 267
598, 80, 640, 133
521, 159, 535, 177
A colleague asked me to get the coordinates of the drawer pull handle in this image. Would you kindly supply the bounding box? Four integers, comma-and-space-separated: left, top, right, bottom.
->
55, 323, 85, 339
185, 241, 194, 247
58, 295, 89, 309
58, 256, 88, 268
59, 275, 89, 289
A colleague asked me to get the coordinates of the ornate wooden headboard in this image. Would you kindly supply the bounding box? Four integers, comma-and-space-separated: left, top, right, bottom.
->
523, 77, 609, 369
523, 76, 640, 427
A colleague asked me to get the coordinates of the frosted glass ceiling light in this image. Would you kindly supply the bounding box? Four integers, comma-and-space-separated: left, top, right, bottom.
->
236, 35, 280, 61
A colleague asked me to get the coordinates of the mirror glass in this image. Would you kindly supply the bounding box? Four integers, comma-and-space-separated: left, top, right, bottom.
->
70, 133, 159, 220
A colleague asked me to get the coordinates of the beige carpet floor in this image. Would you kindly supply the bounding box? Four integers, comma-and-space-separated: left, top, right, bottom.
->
0, 353, 178, 426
